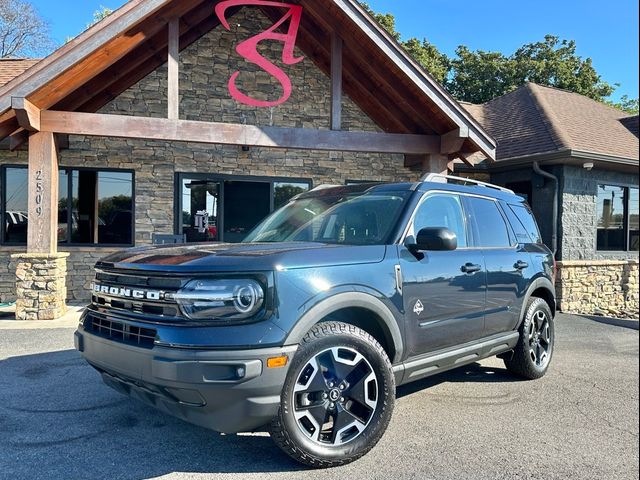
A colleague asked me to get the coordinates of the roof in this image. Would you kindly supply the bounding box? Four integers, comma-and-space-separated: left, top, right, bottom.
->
462, 82, 639, 163
0, 59, 40, 87
0, 0, 496, 160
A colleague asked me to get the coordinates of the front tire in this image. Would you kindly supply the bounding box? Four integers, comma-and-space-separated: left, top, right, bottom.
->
504, 297, 555, 380
270, 321, 395, 468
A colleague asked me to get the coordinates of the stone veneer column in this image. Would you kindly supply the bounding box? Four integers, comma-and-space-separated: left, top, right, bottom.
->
11, 253, 69, 320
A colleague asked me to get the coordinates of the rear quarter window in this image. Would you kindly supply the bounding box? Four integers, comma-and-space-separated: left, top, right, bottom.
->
507, 204, 542, 244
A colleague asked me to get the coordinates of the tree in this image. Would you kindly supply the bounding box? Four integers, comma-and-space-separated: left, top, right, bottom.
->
448, 47, 516, 104
510, 35, 615, 101
606, 95, 639, 116
0, 0, 53, 58
361, 3, 635, 109
360, 2, 450, 84
88, 6, 113, 29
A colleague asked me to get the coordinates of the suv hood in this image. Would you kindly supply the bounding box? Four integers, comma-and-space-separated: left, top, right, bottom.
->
96, 242, 387, 273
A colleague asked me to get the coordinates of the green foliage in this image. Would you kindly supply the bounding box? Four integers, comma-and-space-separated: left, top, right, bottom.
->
606, 95, 639, 115
89, 6, 113, 28
359, 3, 631, 107
360, 2, 449, 84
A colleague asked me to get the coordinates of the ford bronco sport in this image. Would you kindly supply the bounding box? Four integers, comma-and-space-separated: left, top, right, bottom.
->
75, 174, 556, 468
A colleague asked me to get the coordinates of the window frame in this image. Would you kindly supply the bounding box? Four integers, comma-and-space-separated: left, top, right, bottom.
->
596, 183, 638, 253
174, 172, 312, 243
1, 164, 136, 248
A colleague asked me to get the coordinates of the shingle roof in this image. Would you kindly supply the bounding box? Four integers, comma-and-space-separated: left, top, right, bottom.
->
463, 82, 639, 162
0, 59, 40, 87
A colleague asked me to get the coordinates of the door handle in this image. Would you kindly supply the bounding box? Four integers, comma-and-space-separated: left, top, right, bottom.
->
461, 263, 482, 274
514, 260, 529, 270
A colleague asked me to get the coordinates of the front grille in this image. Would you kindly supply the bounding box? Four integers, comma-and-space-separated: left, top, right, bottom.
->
85, 315, 157, 349
91, 270, 184, 320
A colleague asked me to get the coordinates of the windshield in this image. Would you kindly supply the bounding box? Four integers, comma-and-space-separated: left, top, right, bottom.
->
243, 190, 411, 245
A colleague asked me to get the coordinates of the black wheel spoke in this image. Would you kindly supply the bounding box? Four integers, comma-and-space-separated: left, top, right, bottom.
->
330, 405, 365, 444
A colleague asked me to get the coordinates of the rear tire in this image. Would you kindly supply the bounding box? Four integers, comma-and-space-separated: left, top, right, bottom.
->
504, 297, 555, 380
270, 321, 395, 468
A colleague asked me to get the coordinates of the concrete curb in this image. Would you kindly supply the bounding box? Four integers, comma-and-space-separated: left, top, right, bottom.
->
0, 305, 85, 330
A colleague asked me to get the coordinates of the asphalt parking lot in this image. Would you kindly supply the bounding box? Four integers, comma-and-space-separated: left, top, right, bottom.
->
0, 313, 638, 480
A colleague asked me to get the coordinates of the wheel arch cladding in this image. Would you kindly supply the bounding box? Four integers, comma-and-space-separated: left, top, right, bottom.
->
519, 277, 556, 327
285, 292, 404, 364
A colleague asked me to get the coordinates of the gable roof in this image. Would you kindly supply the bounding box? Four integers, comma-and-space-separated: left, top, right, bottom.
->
0, 59, 41, 87
463, 83, 639, 164
0, 0, 495, 160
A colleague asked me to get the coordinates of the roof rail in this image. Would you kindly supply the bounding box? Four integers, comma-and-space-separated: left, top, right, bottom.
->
421, 173, 515, 194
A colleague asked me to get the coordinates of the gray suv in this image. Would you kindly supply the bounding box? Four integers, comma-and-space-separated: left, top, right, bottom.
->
75, 175, 556, 467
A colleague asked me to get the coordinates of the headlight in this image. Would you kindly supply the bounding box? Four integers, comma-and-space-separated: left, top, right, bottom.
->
173, 279, 265, 321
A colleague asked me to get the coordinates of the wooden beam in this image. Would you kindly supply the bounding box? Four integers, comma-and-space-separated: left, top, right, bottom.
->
167, 18, 180, 120
422, 154, 450, 175
11, 97, 41, 132
440, 127, 469, 155
330, 32, 343, 131
27, 132, 59, 254
40, 110, 441, 155
0, 116, 19, 140
10, 129, 28, 151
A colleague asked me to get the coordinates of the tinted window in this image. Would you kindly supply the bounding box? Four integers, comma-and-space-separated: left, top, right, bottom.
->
597, 185, 625, 251
628, 188, 638, 251
2, 166, 134, 246
509, 204, 542, 244
467, 197, 511, 248
412, 194, 467, 248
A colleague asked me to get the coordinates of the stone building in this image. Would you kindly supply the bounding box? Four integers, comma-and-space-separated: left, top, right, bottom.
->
459, 83, 639, 316
0, 0, 494, 319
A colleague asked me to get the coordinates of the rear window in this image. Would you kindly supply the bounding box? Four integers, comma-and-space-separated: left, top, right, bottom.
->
508, 204, 542, 244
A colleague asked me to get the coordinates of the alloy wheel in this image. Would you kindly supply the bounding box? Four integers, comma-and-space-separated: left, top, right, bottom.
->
528, 310, 552, 368
292, 347, 379, 446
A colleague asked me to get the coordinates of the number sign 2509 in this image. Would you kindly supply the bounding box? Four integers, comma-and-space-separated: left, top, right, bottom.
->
34, 169, 44, 217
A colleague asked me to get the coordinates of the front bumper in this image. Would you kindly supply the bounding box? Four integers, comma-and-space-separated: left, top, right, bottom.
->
75, 324, 296, 434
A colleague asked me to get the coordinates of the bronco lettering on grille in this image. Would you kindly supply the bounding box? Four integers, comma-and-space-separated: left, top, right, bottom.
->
91, 283, 162, 301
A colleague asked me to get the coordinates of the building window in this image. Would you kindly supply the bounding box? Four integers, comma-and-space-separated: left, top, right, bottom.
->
177, 174, 311, 243
597, 185, 639, 252
1, 166, 134, 246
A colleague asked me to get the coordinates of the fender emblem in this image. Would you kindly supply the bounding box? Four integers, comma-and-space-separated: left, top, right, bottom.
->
413, 300, 424, 316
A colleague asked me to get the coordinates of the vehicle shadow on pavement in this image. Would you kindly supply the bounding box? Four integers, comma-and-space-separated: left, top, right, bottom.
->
396, 362, 523, 399
0, 349, 304, 478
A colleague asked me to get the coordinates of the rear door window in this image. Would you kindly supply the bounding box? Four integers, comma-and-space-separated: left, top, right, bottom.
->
509, 204, 542, 244
465, 197, 512, 248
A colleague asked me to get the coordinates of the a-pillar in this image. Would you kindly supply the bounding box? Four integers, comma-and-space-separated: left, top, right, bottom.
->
11, 131, 69, 320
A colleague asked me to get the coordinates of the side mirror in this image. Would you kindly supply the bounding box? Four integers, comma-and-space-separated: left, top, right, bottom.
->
411, 227, 458, 252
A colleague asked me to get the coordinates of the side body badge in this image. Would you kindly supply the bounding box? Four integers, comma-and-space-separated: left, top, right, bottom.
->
413, 300, 424, 316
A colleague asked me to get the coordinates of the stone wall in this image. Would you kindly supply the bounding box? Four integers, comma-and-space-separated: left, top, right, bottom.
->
0, 8, 421, 303
12, 253, 69, 320
556, 260, 639, 317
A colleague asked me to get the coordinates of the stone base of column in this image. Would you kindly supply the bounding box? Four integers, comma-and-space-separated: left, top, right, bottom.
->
11, 253, 70, 321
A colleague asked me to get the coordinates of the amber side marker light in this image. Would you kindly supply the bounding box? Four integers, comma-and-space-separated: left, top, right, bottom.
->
267, 356, 289, 368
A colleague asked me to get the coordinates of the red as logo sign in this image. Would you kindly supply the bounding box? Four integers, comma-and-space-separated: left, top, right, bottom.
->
215, 0, 304, 107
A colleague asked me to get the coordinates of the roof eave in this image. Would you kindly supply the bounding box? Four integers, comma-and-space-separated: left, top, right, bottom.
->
0, 0, 173, 115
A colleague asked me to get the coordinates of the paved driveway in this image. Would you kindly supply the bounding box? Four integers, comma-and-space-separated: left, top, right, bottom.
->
0, 314, 637, 480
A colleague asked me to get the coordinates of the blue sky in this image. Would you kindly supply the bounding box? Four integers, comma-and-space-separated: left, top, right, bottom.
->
31, 0, 638, 101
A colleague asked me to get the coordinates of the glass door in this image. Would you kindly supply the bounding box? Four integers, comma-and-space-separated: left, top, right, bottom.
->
181, 180, 221, 243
